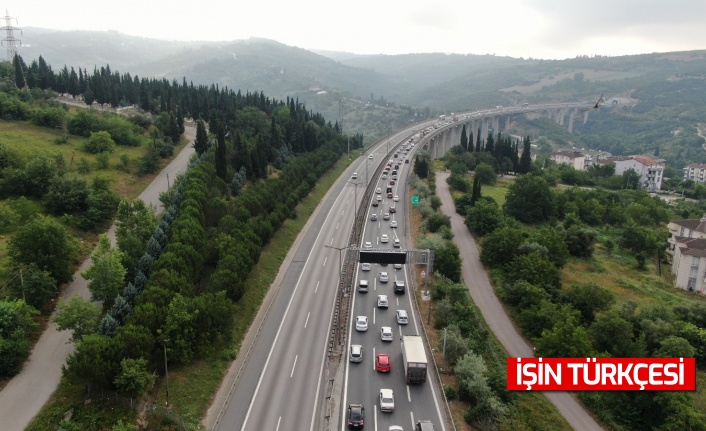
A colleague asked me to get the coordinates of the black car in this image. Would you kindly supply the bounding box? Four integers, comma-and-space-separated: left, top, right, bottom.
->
348, 404, 365, 428
389, 206, 396, 213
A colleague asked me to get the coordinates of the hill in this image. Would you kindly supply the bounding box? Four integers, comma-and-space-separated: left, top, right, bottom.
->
16, 28, 706, 167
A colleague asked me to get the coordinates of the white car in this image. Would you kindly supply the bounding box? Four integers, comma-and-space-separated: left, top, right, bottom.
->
379, 272, 389, 283
393, 195, 399, 202
368, 154, 374, 159
394, 263, 402, 270
350, 344, 363, 362
396, 310, 408, 325
376, 195, 383, 202
390, 220, 398, 228
388, 427, 404, 431
379, 388, 395, 412
380, 326, 393, 341
382, 173, 387, 179
361, 263, 371, 271
364, 241, 372, 250
393, 238, 401, 248
383, 213, 390, 220
376, 187, 382, 194
356, 316, 368, 331
377, 294, 389, 309
381, 234, 389, 243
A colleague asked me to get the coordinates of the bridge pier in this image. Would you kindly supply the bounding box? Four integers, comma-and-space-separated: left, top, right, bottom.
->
568, 109, 576, 133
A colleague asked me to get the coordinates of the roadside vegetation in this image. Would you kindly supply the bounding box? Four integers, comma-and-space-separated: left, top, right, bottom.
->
408, 153, 572, 430
422, 136, 706, 430
4, 54, 362, 430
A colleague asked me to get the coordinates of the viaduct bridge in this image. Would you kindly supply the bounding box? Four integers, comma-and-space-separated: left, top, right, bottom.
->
422, 102, 595, 159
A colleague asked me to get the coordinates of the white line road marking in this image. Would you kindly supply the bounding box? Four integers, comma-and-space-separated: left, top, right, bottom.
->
374, 406, 378, 431
373, 307, 376, 325
336, 222, 340, 229
373, 347, 376, 371
275, 416, 282, 431
290, 355, 298, 378
315, 280, 319, 293
410, 412, 415, 429
329, 237, 334, 246
407, 385, 411, 402
304, 312, 310, 328
323, 256, 327, 267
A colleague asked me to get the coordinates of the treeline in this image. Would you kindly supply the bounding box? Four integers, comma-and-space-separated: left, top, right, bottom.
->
61, 93, 348, 402
0, 54, 361, 386
447, 154, 706, 429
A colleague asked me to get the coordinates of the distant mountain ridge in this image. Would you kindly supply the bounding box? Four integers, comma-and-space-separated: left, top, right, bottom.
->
14, 28, 706, 169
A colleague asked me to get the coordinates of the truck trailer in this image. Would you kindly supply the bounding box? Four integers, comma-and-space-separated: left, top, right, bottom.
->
401, 335, 428, 384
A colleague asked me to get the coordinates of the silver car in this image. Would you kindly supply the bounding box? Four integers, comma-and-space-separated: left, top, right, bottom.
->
379, 388, 395, 412
350, 344, 363, 362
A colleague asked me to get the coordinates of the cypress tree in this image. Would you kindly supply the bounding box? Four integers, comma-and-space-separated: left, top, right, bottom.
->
519, 136, 532, 174
460, 124, 468, 151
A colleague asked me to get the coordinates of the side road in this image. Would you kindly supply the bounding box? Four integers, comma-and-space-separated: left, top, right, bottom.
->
0, 126, 196, 431
434, 171, 604, 431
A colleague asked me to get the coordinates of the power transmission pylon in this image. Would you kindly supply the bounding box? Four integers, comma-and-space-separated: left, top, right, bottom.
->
1, 9, 22, 62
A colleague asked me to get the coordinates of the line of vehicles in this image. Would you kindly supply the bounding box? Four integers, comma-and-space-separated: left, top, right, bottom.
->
346, 139, 435, 431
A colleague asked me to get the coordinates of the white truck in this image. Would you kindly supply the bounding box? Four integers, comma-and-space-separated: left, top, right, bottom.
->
401, 335, 427, 384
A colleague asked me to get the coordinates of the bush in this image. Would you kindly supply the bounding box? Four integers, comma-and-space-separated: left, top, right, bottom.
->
84, 131, 116, 154
31, 106, 67, 129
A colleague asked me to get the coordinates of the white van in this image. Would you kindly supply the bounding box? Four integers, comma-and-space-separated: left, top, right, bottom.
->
352, 172, 358, 179
358, 279, 369, 292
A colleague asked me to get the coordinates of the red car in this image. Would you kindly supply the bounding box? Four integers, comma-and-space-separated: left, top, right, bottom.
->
387, 192, 393, 199
389, 179, 396, 185
376, 353, 391, 373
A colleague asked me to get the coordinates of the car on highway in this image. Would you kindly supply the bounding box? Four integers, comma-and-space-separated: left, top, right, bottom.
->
377, 294, 389, 309
393, 238, 401, 248
348, 404, 365, 429
368, 154, 374, 159
370, 213, 377, 221
376, 187, 381, 194
364, 241, 372, 249
352, 172, 358, 179
355, 316, 368, 332
383, 213, 390, 220
376, 353, 391, 373
382, 173, 387, 179
405, 159, 409, 163
380, 326, 393, 341
389, 206, 396, 213
394, 280, 405, 294
387, 192, 393, 199
350, 344, 363, 362
372, 200, 379, 207
361, 263, 371, 271
396, 310, 408, 324
394, 263, 402, 270
393, 195, 399, 202
415, 420, 435, 431
358, 279, 369, 292
379, 388, 395, 412
381, 234, 389, 243
390, 220, 397, 228
389, 426, 404, 431
389, 179, 396, 185
379, 272, 389, 283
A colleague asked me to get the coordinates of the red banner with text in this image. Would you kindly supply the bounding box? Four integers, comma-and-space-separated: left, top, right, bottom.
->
507, 357, 696, 391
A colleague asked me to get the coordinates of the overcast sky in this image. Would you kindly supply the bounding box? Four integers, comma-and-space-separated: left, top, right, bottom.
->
6, 0, 706, 59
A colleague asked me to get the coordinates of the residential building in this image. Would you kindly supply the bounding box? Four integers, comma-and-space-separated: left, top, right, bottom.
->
550, 151, 585, 170
683, 163, 706, 183
668, 215, 706, 293
609, 155, 664, 191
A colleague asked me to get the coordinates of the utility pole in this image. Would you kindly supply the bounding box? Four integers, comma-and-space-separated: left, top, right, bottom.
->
163, 340, 170, 407
1, 10, 21, 62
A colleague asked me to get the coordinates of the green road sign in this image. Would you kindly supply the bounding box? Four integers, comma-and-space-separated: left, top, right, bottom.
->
412, 195, 419, 205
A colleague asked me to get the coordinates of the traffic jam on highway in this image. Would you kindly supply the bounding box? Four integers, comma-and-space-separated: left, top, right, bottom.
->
343, 137, 442, 431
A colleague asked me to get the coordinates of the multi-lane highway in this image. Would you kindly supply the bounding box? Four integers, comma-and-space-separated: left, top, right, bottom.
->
341, 143, 447, 430
210, 125, 443, 431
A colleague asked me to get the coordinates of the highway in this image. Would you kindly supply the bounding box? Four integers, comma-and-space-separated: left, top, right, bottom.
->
341, 143, 447, 430
210, 126, 442, 430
